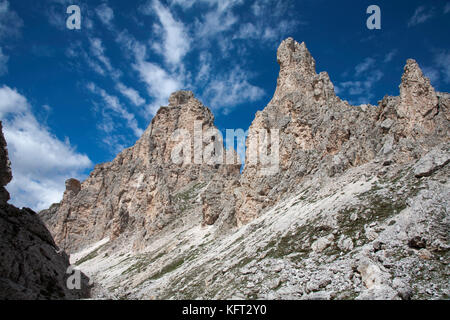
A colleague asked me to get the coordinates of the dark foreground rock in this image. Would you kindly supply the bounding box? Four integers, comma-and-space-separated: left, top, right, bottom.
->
0, 121, 90, 300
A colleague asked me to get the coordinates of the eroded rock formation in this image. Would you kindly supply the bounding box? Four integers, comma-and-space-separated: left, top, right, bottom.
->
235, 38, 450, 225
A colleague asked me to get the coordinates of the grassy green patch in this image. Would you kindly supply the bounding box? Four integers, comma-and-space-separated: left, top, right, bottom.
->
264, 223, 316, 260
75, 244, 106, 266
148, 258, 186, 281
174, 182, 207, 212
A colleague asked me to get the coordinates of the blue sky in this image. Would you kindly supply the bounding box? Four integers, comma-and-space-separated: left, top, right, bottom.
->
0, 0, 449, 210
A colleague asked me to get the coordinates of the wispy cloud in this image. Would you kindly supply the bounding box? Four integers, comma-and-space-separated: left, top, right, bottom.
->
338, 57, 384, 105
384, 49, 398, 63
202, 66, 265, 114
135, 60, 183, 115
408, 6, 435, 27
235, 0, 300, 43
434, 50, 450, 83
89, 37, 122, 79
87, 82, 144, 138
355, 57, 376, 76
96, 3, 114, 28
0, 47, 8, 76
444, 3, 450, 14
115, 82, 146, 107
422, 49, 450, 87
115, 27, 186, 117
0, 0, 23, 39
0, 85, 92, 210
191, 0, 242, 39
422, 66, 440, 85
149, 0, 191, 66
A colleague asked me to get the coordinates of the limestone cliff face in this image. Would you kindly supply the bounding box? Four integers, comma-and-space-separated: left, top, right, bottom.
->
42, 38, 449, 249
42, 38, 450, 244
0, 121, 89, 300
42, 91, 241, 253
235, 38, 450, 226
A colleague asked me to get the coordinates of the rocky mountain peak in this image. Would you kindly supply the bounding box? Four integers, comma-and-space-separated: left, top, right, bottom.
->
277, 37, 316, 76
401, 59, 429, 85
271, 38, 336, 108
236, 38, 449, 227
41, 91, 240, 252
398, 59, 438, 118
393, 59, 440, 136
168, 90, 195, 107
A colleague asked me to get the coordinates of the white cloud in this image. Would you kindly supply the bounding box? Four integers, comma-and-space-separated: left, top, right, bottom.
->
434, 50, 450, 84
233, 20, 295, 43
408, 6, 435, 27
168, 0, 196, 9
65, 40, 108, 76
127, 0, 269, 115
67, 37, 123, 81
202, 66, 265, 114
234, 0, 299, 43
420, 50, 450, 87
193, 0, 243, 38
116, 28, 184, 116
0, 46, 8, 76
89, 38, 122, 80
96, 3, 114, 27
339, 58, 384, 105
0, 85, 92, 210
116, 30, 147, 62
87, 82, 144, 137
422, 66, 440, 85
0, 85, 28, 118
116, 82, 146, 106
355, 57, 376, 76
384, 49, 398, 63
195, 52, 212, 84
134, 60, 183, 115
0, 0, 23, 39
444, 3, 450, 14
148, 0, 191, 66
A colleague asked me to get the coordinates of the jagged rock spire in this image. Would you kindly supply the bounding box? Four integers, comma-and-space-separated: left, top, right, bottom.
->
168, 90, 195, 107
398, 59, 438, 117
277, 37, 316, 76
271, 38, 336, 108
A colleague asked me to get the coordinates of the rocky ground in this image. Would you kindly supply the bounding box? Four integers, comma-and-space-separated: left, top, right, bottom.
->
71, 147, 449, 300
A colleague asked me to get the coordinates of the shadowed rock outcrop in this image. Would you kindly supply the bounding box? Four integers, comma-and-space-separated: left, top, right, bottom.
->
0, 121, 90, 300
